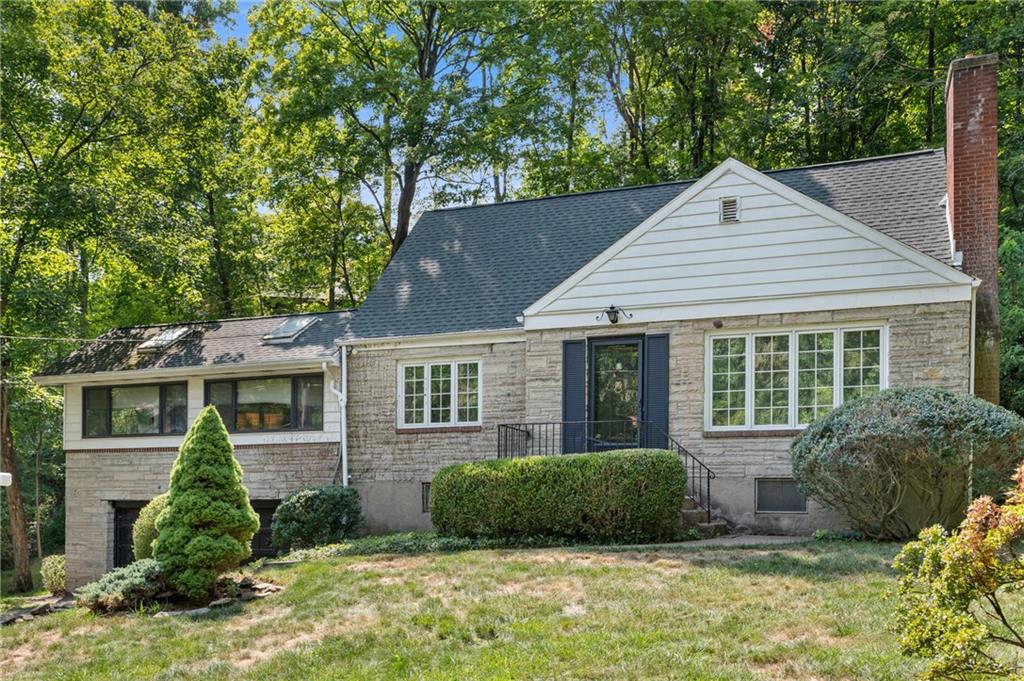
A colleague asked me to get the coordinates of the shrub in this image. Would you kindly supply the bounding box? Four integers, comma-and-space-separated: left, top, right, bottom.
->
271, 484, 362, 550
430, 449, 687, 543
791, 388, 1024, 540
892, 461, 1024, 679
132, 493, 168, 560
77, 559, 166, 613
153, 406, 260, 600
40, 554, 65, 595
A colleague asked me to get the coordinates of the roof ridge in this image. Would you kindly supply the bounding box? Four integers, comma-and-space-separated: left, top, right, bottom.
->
422, 148, 944, 215
104, 309, 356, 334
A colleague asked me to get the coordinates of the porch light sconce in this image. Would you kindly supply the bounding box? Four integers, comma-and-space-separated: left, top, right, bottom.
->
596, 305, 632, 325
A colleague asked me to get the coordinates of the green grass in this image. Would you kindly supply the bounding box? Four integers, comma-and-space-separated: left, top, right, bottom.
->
2, 541, 927, 680
1, 558, 45, 610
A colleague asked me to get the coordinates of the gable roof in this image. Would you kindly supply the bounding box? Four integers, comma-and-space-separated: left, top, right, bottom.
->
352, 149, 952, 339
37, 310, 354, 379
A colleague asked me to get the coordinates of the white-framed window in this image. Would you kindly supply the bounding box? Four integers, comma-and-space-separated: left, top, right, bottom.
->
705, 325, 886, 431
398, 360, 481, 428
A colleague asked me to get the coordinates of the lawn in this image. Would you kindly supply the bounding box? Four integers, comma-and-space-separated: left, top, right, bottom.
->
1, 541, 924, 680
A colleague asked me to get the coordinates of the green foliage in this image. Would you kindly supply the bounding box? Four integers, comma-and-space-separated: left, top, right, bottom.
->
132, 493, 169, 561
76, 559, 166, 613
430, 449, 687, 543
40, 554, 65, 595
791, 388, 1024, 540
152, 406, 259, 600
270, 485, 362, 551
286, 532, 583, 562
892, 462, 1024, 680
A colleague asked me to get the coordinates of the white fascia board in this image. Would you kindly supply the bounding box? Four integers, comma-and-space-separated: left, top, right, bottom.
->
339, 328, 525, 351
522, 157, 973, 322
32, 358, 330, 387
523, 283, 973, 331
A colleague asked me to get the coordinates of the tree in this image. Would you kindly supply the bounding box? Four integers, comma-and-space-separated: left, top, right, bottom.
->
892, 461, 1024, 679
153, 406, 259, 599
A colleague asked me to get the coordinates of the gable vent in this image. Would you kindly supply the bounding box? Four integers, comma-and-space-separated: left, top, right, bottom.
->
720, 197, 740, 223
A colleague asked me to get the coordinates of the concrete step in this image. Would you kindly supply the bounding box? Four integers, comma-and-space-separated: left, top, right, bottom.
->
680, 508, 709, 526
680, 497, 699, 510
696, 520, 729, 538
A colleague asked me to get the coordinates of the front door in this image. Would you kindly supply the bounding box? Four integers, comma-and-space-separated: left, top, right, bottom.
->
588, 338, 642, 449
112, 502, 144, 568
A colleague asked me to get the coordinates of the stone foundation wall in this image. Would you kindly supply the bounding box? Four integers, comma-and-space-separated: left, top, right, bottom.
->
64, 442, 337, 587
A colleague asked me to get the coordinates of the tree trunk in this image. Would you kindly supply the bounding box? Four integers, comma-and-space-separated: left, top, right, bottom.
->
328, 229, 339, 310
392, 161, 420, 256
207, 192, 233, 316
0, 377, 33, 593
78, 247, 90, 338
35, 423, 42, 561
926, 16, 935, 145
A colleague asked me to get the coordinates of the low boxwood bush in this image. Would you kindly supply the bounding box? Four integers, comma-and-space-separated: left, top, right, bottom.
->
271, 485, 362, 550
40, 554, 65, 595
430, 449, 687, 543
76, 559, 166, 613
791, 387, 1024, 540
132, 493, 168, 561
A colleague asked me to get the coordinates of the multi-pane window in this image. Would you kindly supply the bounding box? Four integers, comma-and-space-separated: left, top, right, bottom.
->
399, 360, 481, 427
205, 375, 323, 432
797, 332, 835, 424
753, 334, 789, 426
842, 330, 882, 401
83, 383, 187, 437
710, 337, 747, 426
707, 327, 885, 430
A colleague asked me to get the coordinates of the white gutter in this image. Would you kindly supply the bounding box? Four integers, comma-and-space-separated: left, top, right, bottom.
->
969, 279, 980, 395
324, 348, 349, 487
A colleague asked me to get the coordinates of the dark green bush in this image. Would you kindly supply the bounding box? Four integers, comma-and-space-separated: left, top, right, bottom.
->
271, 485, 363, 550
153, 406, 260, 599
40, 554, 65, 595
132, 492, 168, 560
791, 387, 1024, 540
76, 559, 166, 612
430, 449, 688, 543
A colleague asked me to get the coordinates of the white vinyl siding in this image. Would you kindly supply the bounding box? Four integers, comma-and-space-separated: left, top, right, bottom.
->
398, 360, 481, 428
706, 325, 887, 431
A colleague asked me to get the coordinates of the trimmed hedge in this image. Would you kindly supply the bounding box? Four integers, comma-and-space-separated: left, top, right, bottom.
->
41, 554, 66, 595
430, 449, 687, 543
132, 493, 168, 561
791, 387, 1024, 540
271, 485, 363, 550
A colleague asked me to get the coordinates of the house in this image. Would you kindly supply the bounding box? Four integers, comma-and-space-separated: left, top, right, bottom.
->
36, 55, 999, 587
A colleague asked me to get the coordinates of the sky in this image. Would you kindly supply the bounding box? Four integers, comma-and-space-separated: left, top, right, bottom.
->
213, 2, 256, 44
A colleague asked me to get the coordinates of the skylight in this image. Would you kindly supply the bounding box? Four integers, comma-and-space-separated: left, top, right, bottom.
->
262, 316, 319, 344
137, 326, 191, 354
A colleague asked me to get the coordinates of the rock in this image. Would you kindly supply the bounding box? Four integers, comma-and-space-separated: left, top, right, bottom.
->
29, 603, 51, 616
18, 614, 34, 622
237, 576, 254, 588
209, 598, 234, 608
240, 590, 255, 601
185, 607, 210, 617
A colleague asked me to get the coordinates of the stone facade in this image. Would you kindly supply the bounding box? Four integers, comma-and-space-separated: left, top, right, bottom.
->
524, 301, 972, 532
65, 442, 337, 587
346, 340, 527, 532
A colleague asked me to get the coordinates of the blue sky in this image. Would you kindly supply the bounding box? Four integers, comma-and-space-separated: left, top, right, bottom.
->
214, 2, 256, 44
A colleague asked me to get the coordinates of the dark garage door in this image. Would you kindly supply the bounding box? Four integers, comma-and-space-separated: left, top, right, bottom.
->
113, 499, 280, 568
113, 502, 144, 568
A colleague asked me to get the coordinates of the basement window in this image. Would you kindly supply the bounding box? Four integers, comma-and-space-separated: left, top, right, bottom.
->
755, 478, 807, 513
719, 197, 740, 223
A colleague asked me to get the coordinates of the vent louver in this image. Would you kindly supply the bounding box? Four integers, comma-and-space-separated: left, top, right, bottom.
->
720, 197, 740, 223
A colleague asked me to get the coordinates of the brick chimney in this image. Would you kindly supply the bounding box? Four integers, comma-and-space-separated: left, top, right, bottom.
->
946, 53, 999, 403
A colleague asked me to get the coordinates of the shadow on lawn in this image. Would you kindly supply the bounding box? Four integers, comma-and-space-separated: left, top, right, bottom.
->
584, 543, 898, 582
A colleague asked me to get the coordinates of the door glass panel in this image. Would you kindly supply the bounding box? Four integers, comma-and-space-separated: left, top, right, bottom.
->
592, 342, 640, 444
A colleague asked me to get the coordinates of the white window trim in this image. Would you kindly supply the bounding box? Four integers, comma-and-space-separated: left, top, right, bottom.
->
704, 324, 889, 432
396, 359, 483, 429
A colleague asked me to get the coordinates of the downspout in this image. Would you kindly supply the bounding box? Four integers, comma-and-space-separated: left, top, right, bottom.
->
324, 346, 349, 487
969, 280, 979, 395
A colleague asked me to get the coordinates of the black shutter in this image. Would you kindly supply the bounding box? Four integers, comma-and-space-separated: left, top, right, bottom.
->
642, 334, 670, 449
562, 340, 586, 453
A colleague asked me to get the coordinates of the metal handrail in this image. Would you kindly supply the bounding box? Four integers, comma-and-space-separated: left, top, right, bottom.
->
496, 420, 715, 522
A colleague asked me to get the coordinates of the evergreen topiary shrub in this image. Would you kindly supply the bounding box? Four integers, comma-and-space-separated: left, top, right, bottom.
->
132, 492, 168, 560
153, 406, 260, 600
271, 485, 362, 551
791, 387, 1024, 540
40, 554, 65, 595
430, 449, 687, 543
77, 559, 166, 613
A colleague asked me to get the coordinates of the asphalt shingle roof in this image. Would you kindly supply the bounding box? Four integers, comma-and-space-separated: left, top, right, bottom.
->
352, 149, 952, 339
39, 310, 353, 376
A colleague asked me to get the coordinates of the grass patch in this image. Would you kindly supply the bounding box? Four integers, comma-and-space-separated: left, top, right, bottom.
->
1, 558, 45, 609
3, 541, 934, 679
